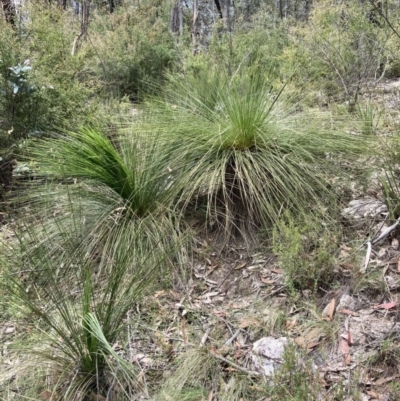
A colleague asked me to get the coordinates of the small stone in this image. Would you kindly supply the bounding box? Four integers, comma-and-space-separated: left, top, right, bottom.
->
252, 337, 289, 376
4, 326, 15, 334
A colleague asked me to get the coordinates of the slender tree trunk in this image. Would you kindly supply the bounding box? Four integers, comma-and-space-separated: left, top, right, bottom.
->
81, 0, 90, 38
58, 0, 67, 10
279, 0, 283, 19
214, 0, 223, 19
192, 0, 198, 48
170, 1, 183, 36
1, 0, 16, 27
109, 0, 114, 13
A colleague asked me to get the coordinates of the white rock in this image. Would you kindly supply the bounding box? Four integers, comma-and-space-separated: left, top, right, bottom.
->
342, 198, 387, 220
252, 336, 288, 376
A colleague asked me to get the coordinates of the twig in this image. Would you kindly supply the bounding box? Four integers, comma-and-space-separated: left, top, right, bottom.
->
362, 241, 372, 273
262, 286, 285, 299
371, 217, 400, 245
361, 216, 400, 273
200, 327, 211, 346
209, 350, 261, 376
224, 329, 241, 346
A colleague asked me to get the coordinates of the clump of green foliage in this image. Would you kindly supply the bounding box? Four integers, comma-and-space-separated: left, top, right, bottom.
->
265, 344, 345, 400
137, 68, 364, 240
86, 5, 176, 101
0, 3, 99, 147
25, 126, 185, 264
280, 0, 391, 107
273, 215, 340, 294
1, 216, 168, 399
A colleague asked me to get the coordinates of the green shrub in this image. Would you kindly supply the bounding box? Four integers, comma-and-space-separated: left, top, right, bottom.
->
0, 3, 99, 146
273, 215, 339, 294
281, 0, 391, 106
2, 216, 167, 400
25, 127, 185, 264
86, 6, 176, 101
138, 69, 364, 240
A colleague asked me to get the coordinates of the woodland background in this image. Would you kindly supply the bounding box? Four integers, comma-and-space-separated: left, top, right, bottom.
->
1, 1, 400, 400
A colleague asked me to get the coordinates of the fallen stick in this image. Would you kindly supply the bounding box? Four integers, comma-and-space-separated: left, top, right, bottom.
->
209, 350, 261, 377
372, 217, 400, 245
224, 329, 241, 346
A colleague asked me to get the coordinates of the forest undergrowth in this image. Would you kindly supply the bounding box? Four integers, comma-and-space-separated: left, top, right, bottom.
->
2, 1, 400, 400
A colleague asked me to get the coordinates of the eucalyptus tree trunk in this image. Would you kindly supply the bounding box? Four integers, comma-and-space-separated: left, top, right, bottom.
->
214, 0, 223, 19
170, 1, 183, 35
1, 0, 16, 26
192, 0, 198, 47
81, 0, 90, 37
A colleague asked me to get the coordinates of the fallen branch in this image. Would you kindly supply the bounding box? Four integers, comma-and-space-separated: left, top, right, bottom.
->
362, 217, 400, 273
209, 350, 261, 377
224, 329, 241, 346
372, 217, 400, 245
362, 241, 372, 274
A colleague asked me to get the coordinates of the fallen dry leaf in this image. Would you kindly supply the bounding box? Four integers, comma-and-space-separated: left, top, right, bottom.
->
270, 268, 283, 274
340, 331, 353, 346
339, 309, 360, 317
322, 299, 336, 321
373, 301, 398, 310
295, 327, 324, 348
347, 331, 353, 345
239, 316, 260, 328
340, 263, 354, 270
295, 336, 305, 347
91, 393, 106, 401
339, 338, 351, 365
234, 262, 247, 270
200, 291, 220, 299
260, 278, 276, 284
339, 338, 349, 354
307, 341, 322, 350
373, 374, 400, 386
286, 318, 297, 330
39, 391, 53, 401
340, 249, 350, 258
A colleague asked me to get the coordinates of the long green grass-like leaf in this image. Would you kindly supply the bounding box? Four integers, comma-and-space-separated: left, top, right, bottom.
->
24, 127, 186, 264
138, 70, 367, 238
1, 213, 170, 400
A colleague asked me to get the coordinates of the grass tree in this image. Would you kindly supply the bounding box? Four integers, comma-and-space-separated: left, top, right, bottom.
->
1, 220, 167, 399
138, 70, 366, 240
24, 127, 185, 265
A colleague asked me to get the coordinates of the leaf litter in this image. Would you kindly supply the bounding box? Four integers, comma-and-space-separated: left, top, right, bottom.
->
4, 191, 400, 399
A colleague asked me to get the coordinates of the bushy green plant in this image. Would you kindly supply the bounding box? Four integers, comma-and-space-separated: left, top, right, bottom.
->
0, 19, 31, 143
153, 348, 217, 401
273, 214, 339, 294
265, 344, 330, 401
86, 5, 176, 101
282, 0, 391, 106
380, 134, 400, 220
357, 101, 381, 136
193, 8, 289, 85
1, 218, 167, 399
138, 69, 364, 240
24, 126, 185, 264
0, 3, 99, 146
